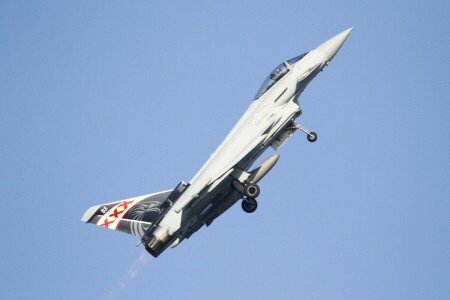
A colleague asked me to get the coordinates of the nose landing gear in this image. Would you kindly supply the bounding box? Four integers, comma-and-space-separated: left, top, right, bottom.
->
295, 124, 317, 142
307, 131, 317, 142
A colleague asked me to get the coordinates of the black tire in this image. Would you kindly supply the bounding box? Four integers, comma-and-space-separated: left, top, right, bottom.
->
244, 183, 260, 198
242, 198, 258, 213
307, 132, 317, 142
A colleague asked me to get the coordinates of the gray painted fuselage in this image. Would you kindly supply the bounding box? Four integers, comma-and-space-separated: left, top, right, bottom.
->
152, 28, 353, 251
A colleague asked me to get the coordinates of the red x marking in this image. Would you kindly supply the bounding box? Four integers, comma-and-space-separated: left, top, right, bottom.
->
119, 200, 133, 210
109, 209, 120, 219
100, 218, 114, 228
108, 200, 135, 219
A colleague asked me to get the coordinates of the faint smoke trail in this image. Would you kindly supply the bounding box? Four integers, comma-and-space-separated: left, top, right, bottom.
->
105, 250, 151, 299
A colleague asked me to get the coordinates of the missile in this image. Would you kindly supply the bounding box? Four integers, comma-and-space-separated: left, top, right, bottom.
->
248, 154, 280, 184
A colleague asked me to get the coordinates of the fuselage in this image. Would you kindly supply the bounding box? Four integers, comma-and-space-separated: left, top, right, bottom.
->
150, 28, 353, 252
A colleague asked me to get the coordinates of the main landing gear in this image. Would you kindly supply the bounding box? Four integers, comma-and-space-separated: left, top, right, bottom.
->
233, 181, 260, 213
244, 183, 260, 198
242, 183, 259, 213
242, 197, 258, 213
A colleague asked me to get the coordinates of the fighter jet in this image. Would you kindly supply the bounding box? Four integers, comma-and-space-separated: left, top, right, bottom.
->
81, 28, 353, 257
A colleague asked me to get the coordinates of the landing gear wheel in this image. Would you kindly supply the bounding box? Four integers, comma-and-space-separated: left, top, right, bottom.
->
307, 132, 317, 142
244, 183, 260, 198
242, 198, 258, 213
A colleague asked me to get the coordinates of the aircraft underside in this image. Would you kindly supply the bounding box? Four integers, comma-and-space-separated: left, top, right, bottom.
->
81, 27, 353, 258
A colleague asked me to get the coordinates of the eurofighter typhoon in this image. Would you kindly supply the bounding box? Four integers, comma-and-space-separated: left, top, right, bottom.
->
82, 28, 353, 257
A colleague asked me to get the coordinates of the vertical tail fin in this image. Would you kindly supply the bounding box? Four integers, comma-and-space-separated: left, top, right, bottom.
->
81, 190, 172, 237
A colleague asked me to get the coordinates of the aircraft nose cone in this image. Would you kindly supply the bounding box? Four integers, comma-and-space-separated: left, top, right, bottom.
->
315, 27, 353, 62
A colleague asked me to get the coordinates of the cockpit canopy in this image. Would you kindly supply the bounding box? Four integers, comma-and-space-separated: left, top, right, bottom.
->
254, 62, 289, 100
286, 52, 308, 65
254, 52, 309, 100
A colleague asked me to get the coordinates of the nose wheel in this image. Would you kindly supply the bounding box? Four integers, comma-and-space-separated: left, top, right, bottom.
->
307, 132, 317, 142
241, 197, 258, 213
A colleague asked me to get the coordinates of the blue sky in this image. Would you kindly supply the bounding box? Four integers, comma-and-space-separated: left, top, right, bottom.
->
1, 1, 449, 299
